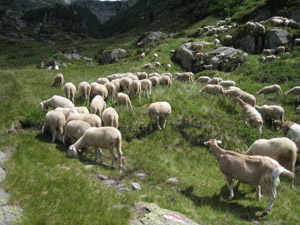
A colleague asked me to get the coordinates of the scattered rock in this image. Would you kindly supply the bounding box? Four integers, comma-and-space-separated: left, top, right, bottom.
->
135, 173, 149, 180
0, 189, 10, 206
97, 174, 108, 180
131, 182, 141, 191
64, 53, 82, 60
84, 165, 94, 170
249, 218, 260, 224
136, 31, 166, 47
0, 168, 6, 183
265, 29, 290, 49
118, 187, 131, 192
0, 151, 12, 164
99, 180, 116, 186
166, 177, 179, 184
99, 48, 126, 65
0, 205, 23, 225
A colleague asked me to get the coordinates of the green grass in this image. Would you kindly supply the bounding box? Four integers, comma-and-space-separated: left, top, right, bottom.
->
1, 14, 300, 225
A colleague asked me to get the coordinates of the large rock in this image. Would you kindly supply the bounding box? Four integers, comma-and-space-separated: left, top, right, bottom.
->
136, 31, 166, 47
174, 43, 248, 73
265, 29, 290, 49
130, 202, 200, 225
236, 35, 263, 54
99, 48, 126, 65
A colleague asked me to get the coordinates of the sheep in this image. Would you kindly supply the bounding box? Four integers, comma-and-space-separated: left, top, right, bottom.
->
255, 22, 265, 34
66, 113, 101, 128
136, 72, 148, 80
42, 110, 65, 142
219, 80, 236, 87
167, 64, 171, 70
78, 81, 91, 105
93, 84, 108, 100
159, 76, 172, 88
170, 49, 176, 54
235, 97, 263, 138
111, 79, 121, 92
174, 72, 194, 83
149, 76, 160, 87
84, 56, 92, 64
142, 63, 153, 70
199, 84, 224, 96
257, 84, 283, 99
52, 73, 64, 87
203, 64, 213, 70
245, 137, 297, 187
74, 106, 89, 114
204, 139, 294, 214
140, 52, 145, 59
90, 82, 99, 95
195, 52, 204, 61
140, 79, 152, 98
149, 72, 160, 78
148, 101, 171, 130
261, 56, 266, 63
224, 35, 232, 44
40, 95, 74, 110
129, 80, 141, 103
262, 49, 272, 56
55, 107, 78, 120
294, 38, 300, 46
155, 62, 161, 68
68, 127, 123, 169
197, 76, 211, 83
117, 92, 133, 110
225, 88, 256, 106
90, 95, 106, 117
102, 107, 119, 129
97, 78, 110, 85
275, 46, 285, 54
207, 77, 222, 85
255, 105, 284, 122
214, 38, 220, 47
245, 21, 256, 31
62, 120, 91, 146
119, 77, 132, 93
265, 55, 276, 62
284, 86, 300, 99
272, 120, 300, 150
64, 82, 76, 103
104, 82, 116, 102
194, 43, 203, 51
153, 53, 158, 60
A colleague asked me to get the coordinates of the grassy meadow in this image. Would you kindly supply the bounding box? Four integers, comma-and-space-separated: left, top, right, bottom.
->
1, 19, 300, 225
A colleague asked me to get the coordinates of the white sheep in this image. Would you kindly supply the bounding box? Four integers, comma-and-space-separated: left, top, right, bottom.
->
167, 64, 172, 70
141, 79, 152, 98
155, 62, 161, 68
149, 76, 160, 87
197, 76, 211, 83
68, 127, 123, 169
275, 46, 285, 54
245, 137, 297, 187
170, 50, 176, 54
225, 88, 256, 106
84, 56, 92, 64
52, 73, 64, 87
64, 82, 76, 103
148, 72, 160, 78
117, 92, 133, 110
214, 39, 220, 47
235, 97, 263, 138
40, 95, 74, 110
119, 77, 132, 94
159, 76, 172, 88
204, 139, 294, 214
294, 38, 300, 46
199, 84, 224, 96
102, 107, 119, 129
262, 49, 272, 55
255, 105, 284, 122
148, 101, 171, 130
140, 52, 145, 59
42, 110, 65, 142
104, 82, 116, 102
219, 80, 236, 87
129, 80, 141, 103
111, 79, 121, 92
136, 72, 148, 80
203, 64, 213, 70
194, 43, 203, 51
272, 120, 300, 149
153, 53, 158, 60
97, 78, 110, 85
93, 84, 108, 100
174, 72, 194, 83
63, 120, 91, 146
224, 35, 232, 44
55, 107, 78, 120
142, 63, 153, 70
207, 77, 222, 85
78, 81, 91, 105
74, 106, 89, 114
255, 22, 265, 34
245, 21, 256, 31
265, 55, 276, 62
90, 95, 106, 117
66, 113, 101, 128
284, 86, 300, 99
257, 84, 283, 98
195, 52, 204, 61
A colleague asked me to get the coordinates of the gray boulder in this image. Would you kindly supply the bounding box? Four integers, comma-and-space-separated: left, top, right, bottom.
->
136, 31, 165, 47
237, 35, 263, 54
99, 48, 126, 65
265, 29, 290, 49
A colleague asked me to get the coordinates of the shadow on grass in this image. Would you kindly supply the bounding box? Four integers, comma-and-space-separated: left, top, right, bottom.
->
180, 186, 267, 222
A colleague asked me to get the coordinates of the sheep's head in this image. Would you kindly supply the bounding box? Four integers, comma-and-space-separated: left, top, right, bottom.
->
272, 119, 282, 131
68, 145, 78, 158
39, 101, 44, 110
204, 139, 222, 146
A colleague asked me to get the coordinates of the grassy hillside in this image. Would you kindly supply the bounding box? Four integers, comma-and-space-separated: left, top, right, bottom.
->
1, 9, 300, 225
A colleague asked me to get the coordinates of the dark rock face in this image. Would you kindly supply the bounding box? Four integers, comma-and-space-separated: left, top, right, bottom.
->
136, 31, 166, 47
265, 29, 290, 49
99, 48, 126, 65
236, 35, 264, 54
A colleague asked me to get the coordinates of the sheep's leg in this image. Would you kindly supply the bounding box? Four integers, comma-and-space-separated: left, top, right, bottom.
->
93, 146, 100, 161
264, 195, 275, 214
156, 116, 162, 130
258, 126, 262, 139
109, 148, 116, 169
52, 129, 57, 142
149, 118, 153, 130
162, 115, 168, 128
225, 176, 234, 200
256, 185, 262, 200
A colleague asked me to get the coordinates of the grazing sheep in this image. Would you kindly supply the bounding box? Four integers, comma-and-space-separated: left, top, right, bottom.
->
207, 77, 222, 85
255, 22, 265, 34
68, 127, 123, 169
265, 55, 276, 62
275, 46, 285, 54
155, 62, 161, 68
255, 105, 284, 122
119, 77, 132, 93
246, 137, 297, 187
40, 95, 74, 110
93, 84, 108, 100
117, 92, 133, 110
129, 80, 141, 102
203, 64, 213, 70
204, 139, 294, 214
55, 107, 78, 120
167, 64, 171, 70
225, 88, 256, 106
257, 84, 283, 98
63, 120, 91, 146
90, 95, 106, 117
149, 72, 160, 78
170, 49, 176, 54
42, 110, 65, 142
284, 86, 300, 99
66, 114, 101, 128
78, 81, 91, 105
136, 72, 148, 80
64, 82, 76, 103
245, 21, 256, 31
104, 82, 117, 102
195, 52, 204, 61
142, 63, 153, 70
194, 43, 203, 51
199, 84, 224, 96
263, 49, 272, 55
84, 56, 92, 64
140, 52, 145, 59
149, 76, 160, 87
141, 79, 152, 98
159, 76, 172, 88
224, 35, 232, 44
197, 76, 211, 83
52, 73, 64, 87
214, 39, 220, 47
153, 53, 158, 60
90, 82, 99, 95
236, 97, 263, 137
148, 102, 171, 130
102, 107, 119, 128
272, 120, 300, 149
219, 80, 236, 87
111, 79, 121, 92
294, 38, 300, 46
174, 72, 194, 83
97, 78, 110, 85
74, 106, 89, 114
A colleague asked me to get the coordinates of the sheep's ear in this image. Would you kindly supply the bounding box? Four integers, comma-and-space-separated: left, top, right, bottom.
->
216, 140, 222, 145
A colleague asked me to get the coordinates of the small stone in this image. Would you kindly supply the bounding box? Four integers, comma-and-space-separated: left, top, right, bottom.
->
117, 187, 131, 192
0, 168, 6, 183
166, 177, 179, 183
100, 180, 116, 186
97, 174, 108, 180
131, 182, 141, 190
84, 165, 93, 170
0, 151, 11, 163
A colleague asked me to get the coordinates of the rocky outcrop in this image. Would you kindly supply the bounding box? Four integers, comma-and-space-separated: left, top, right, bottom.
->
265, 29, 290, 49
136, 31, 166, 47
174, 42, 248, 73
98, 48, 126, 65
